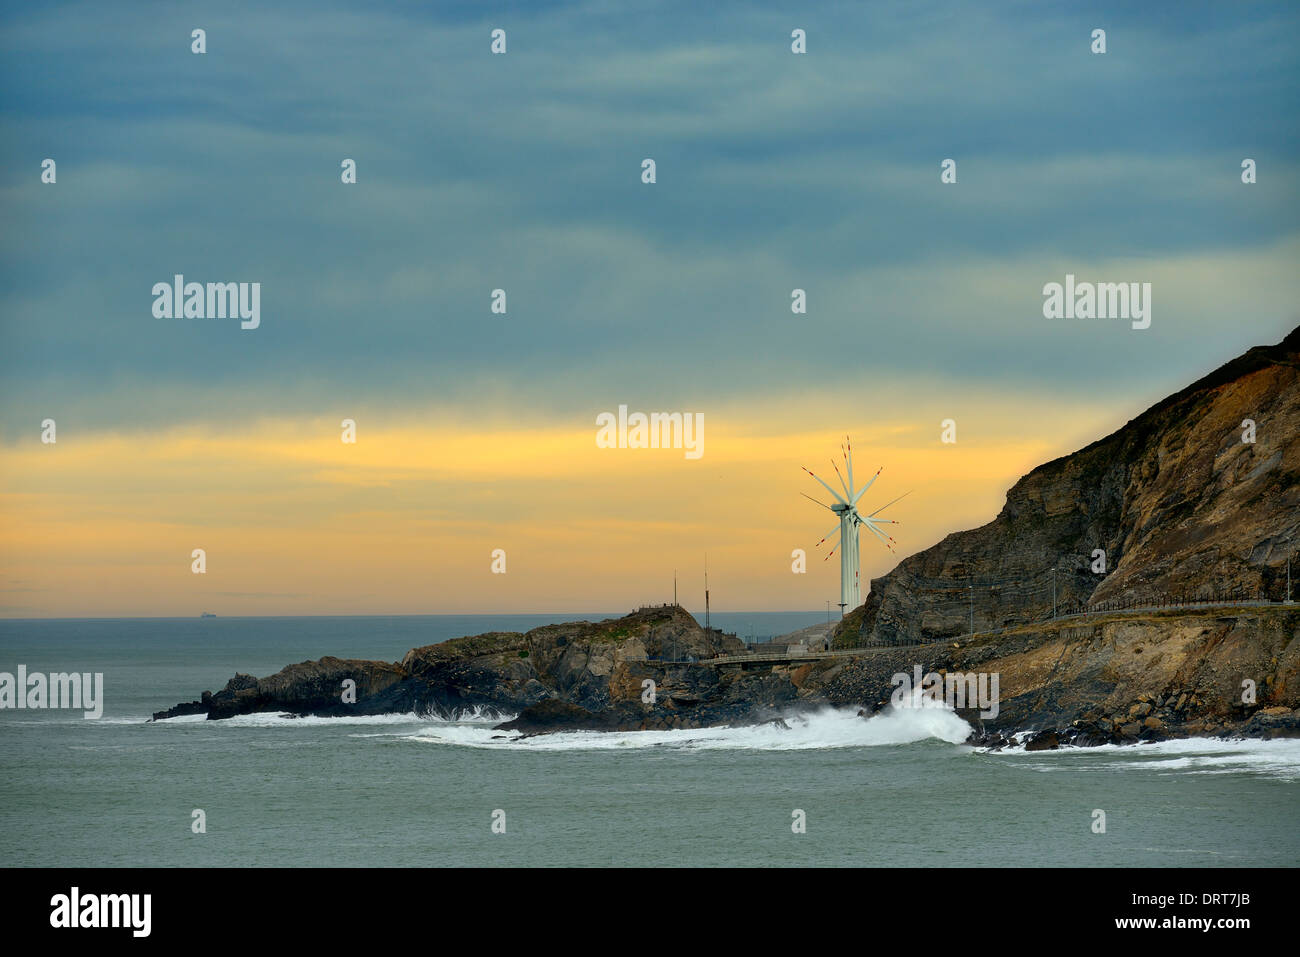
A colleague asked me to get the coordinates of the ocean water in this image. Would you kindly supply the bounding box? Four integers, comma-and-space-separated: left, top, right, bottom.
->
2, 615, 1298, 867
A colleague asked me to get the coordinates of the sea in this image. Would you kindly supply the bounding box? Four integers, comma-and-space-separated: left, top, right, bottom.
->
2, 614, 1298, 867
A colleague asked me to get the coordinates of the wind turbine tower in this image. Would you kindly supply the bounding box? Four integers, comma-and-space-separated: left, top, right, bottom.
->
803, 437, 908, 616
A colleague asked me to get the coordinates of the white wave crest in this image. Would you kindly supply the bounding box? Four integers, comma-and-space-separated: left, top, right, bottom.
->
402, 700, 973, 752
988, 735, 1300, 781
153, 704, 516, 728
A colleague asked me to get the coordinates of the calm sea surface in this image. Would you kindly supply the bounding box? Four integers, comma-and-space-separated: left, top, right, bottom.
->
2, 615, 1297, 867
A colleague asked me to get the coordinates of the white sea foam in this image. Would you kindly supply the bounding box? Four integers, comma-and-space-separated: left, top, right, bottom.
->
153, 705, 514, 728
985, 735, 1300, 781
147, 694, 1300, 781
402, 699, 974, 752
217, 712, 430, 728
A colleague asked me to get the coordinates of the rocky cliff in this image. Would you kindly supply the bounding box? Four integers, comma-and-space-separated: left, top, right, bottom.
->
803, 605, 1300, 746
155, 598, 1300, 744
835, 326, 1300, 648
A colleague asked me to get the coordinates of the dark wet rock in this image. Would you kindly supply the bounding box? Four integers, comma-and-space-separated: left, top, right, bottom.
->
1061, 720, 1112, 748
1239, 706, 1300, 739
153, 657, 407, 721
154, 698, 207, 719
966, 729, 1008, 749
1024, 730, 1060, 751
495, 699, 616, 735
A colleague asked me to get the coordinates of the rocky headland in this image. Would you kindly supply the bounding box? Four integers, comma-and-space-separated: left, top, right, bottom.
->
155, 328, 1300, 748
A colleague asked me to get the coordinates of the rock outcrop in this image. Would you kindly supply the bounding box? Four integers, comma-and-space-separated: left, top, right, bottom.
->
152, 604, 765, 728
160, 657, 410, 720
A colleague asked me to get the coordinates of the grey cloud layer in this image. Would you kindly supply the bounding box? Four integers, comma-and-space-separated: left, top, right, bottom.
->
1, 0, 1297, 435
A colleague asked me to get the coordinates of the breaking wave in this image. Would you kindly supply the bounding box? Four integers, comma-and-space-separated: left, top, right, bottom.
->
401, 699, 974, 752
146, 696, 1300, 779
153, 704, 514, 728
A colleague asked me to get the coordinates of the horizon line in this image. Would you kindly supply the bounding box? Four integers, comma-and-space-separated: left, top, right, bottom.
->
0, 608, 832, 623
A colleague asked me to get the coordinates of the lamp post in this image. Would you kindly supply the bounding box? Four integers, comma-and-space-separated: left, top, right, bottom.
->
969, 580, 975, 636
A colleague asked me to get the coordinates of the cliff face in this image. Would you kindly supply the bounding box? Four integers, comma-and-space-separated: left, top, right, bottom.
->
837, 326, 1300, 647
805, 606, 1300, 745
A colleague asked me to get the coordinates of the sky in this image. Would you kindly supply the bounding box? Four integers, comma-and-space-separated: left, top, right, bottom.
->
1, 0, 1297, 617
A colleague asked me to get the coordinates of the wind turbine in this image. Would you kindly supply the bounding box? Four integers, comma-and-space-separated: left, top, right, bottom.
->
802, 436, 908, 616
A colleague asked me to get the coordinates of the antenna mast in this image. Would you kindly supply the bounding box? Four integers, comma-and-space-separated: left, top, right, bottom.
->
704, 555, 710, 630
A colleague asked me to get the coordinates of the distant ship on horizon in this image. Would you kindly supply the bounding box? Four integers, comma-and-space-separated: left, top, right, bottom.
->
200, 612, 217, 618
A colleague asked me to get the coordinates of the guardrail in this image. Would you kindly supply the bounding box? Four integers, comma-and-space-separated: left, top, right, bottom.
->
622, 600, 1295, 667
623, 643, 935, 667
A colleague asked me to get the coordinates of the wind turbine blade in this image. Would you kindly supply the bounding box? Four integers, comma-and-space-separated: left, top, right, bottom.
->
801, 492, 834, 510
824, 543, 838, 561
851, 466, 883, 506
803, 466, 848, 506
815, 522, 841, 547
831, 459, 851, 500
863, 516, 900, 545
863, 521, 895, 552
868, 489, 912, 517
845, 437, 855, 498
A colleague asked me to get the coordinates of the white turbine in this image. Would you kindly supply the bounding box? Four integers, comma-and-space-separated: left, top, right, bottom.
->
802, 436, 908, 616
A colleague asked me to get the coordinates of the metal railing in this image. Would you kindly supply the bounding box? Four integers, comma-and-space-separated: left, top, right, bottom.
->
622, 599, 1296, 667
